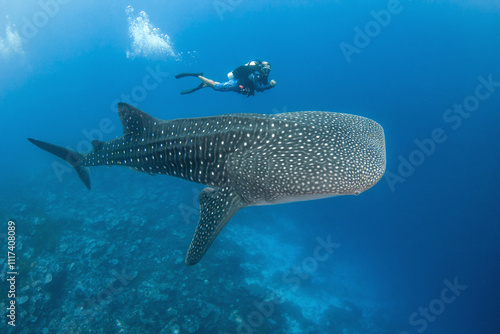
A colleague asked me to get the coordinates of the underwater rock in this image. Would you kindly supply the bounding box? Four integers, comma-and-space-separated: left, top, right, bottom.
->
59, 243, 68, 252
167, 307, 178, 316
160, 323, 180, 334
44, 273, 52, 284
12, 203, 27, 212
181, 314, 199, 333
172, 230, 185, 239
229, 309, 243, 323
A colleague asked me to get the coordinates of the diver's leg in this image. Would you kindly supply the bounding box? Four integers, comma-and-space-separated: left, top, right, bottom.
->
198, 76, 219, 89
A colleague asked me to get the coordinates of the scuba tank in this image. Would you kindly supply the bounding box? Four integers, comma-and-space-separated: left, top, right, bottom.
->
230, 60, 264, 96
231, 60, 262, 81
229, 60, 266, 80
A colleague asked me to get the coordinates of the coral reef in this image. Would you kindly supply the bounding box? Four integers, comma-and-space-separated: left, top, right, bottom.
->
0, 169, 384, 333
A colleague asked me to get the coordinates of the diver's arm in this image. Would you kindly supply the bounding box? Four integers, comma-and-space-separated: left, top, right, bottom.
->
251, 73, 276, 92
255, 80, 276, 91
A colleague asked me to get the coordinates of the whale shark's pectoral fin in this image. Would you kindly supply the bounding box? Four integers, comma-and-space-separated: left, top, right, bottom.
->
185, 187, 246, 265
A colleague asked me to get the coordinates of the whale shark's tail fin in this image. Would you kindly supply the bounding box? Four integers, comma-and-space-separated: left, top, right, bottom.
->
186, 186, 247, 265
27, 138, 91, 190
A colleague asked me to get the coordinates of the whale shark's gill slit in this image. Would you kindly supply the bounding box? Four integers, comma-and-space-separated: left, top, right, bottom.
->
185, 187, 247, 265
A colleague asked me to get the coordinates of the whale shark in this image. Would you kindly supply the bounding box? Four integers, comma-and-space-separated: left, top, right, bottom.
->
28, 103, 386, 265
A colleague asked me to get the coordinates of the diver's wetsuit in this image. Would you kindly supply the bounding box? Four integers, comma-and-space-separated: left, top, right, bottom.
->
214, 70, 273, 94
175, 60, 274, 96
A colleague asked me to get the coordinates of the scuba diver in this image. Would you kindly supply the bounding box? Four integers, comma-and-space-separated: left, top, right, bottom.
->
175, 60, 276, 96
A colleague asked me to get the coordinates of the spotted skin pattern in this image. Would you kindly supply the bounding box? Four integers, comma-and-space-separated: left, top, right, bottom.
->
28, 103, 386, 265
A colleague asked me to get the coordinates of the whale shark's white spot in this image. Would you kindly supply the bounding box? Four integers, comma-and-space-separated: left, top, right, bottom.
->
125, 6, 177, 59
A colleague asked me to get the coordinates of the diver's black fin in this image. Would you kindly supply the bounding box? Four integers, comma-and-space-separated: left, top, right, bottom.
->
185, 187, 247, 265
175, 72, 203, 79
180, 82, 205, 95
27, 138, 91, 190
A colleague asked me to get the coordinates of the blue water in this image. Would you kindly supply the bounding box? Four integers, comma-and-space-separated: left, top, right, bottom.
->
1, 1, 499, 333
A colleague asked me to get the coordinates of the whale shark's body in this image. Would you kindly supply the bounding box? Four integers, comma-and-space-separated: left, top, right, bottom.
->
28, 103, 386, 265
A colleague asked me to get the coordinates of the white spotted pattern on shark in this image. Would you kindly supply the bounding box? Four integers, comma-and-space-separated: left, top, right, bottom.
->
28, 103, 386, 265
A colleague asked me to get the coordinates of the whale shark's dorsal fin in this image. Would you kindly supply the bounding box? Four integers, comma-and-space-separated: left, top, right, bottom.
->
91, 140, 105, 151
117, 103, 161, 136
185, 187, 247, 265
